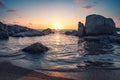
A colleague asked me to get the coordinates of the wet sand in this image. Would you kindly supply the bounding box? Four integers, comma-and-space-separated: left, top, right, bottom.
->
45, 68, 120, 80
0, 62, 74, 80
0, 62, 120, 80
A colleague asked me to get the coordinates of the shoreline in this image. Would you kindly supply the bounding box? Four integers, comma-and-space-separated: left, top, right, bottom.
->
0, 62, 74, 80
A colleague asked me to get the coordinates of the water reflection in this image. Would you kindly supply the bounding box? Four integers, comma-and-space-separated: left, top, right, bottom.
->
78, 39, 114, 55
77, 39, 115, 68
55, 33, 60, 45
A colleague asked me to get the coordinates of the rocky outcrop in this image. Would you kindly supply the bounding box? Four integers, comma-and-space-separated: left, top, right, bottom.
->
12, 30, 43, 37
7, 25, 32, 36
22, 42, 49, 53
0, 22, 54, 39
65, 30, 78, 36
42, 28, 54, 35
0, 22, 9, 39
77, 14, 120, 43
12, 28, 54, 37
78, 22, 85, 37
85, 14, 116, 35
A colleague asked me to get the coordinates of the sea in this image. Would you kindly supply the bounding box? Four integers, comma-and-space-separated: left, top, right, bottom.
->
0, 30, 120, 79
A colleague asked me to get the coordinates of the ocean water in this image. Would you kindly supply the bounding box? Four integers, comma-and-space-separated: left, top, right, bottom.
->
0, 32, 120, 79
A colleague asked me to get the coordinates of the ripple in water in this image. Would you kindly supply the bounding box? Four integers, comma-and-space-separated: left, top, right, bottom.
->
0, 33, 120, 71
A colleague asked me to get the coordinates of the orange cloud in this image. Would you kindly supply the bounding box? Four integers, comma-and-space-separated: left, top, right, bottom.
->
81, 5, 94, 9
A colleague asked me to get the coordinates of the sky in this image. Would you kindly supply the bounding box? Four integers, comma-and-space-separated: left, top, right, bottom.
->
0, 0, 120, 29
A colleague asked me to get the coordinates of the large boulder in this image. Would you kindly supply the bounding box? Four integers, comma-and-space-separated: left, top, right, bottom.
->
78, 22, 85, 37
85, 14, 116, 35
0, 22, 9, 39
22, 42, 49, 53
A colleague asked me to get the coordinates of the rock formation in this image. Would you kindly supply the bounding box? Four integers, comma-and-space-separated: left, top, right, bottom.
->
12, 30, 43, 37
0, 22, 9, 39
7, 25, 32, 36
85, 14, 116, 35
65, 30, 78, 36
42, 28, 54, 35
78, 14, 117, 36
22, 42, 49, 53
0, 22, 54, 39
77, 14, 120, 44
78, 22, 85, 37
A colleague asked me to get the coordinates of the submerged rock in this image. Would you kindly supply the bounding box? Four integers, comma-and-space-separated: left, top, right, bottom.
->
22, 42, 49, 53
85, 14, 116, 35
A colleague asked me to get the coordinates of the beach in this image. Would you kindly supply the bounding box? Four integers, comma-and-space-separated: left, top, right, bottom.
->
0, 62, 74, 80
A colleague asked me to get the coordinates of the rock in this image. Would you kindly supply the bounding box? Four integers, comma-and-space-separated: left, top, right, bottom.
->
7, 25, 32, 36
12, 30, 43, 37
0, 22, 9, 39
22, 42, 49, 53
0, 31, 9, 39
0, 22, 54, 38
42, 28, 54, 35
78, 22, 85, 37
85, 14, 116, 35
65, 30, 78, 36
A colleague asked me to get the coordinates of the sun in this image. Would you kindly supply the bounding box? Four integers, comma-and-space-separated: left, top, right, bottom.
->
53, 24, 62, 30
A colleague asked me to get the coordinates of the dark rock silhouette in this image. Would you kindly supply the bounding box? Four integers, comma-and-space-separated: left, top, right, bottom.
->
85, 14, 116, 35
0, 22, 9, 39
42, 28, 54, 35
22, 42, 49, 53
12, 30, 43, 37
65, 30, 78, 36
7, 25, 32, 36
77, 14, 120, 44
78, 22, 85, 37
0, 22, 54, 39
78, 14, 117, 36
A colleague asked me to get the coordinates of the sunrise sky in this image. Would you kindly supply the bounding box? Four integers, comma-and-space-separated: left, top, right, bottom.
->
0, 0, 120, 29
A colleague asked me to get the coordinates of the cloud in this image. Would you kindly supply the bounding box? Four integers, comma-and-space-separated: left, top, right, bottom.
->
29, 23, 33, 25
13, 22, 19, 24
18, 16, 22, 18
7, 9, 17, 12
81, 5, 94, 9
0, 0, 4, 7
74, 0, 84, 2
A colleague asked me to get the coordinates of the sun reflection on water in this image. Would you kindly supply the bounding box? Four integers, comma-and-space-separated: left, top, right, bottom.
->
55, 33, 60, 45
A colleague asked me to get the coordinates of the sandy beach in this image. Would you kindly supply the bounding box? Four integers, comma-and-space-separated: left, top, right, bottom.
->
0, 62, 74, 80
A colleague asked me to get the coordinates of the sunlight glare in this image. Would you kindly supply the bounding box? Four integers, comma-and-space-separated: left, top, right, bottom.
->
53, 24, 62, 30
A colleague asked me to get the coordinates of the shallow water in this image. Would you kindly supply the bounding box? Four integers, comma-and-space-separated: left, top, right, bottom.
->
0, 33, 120, 79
